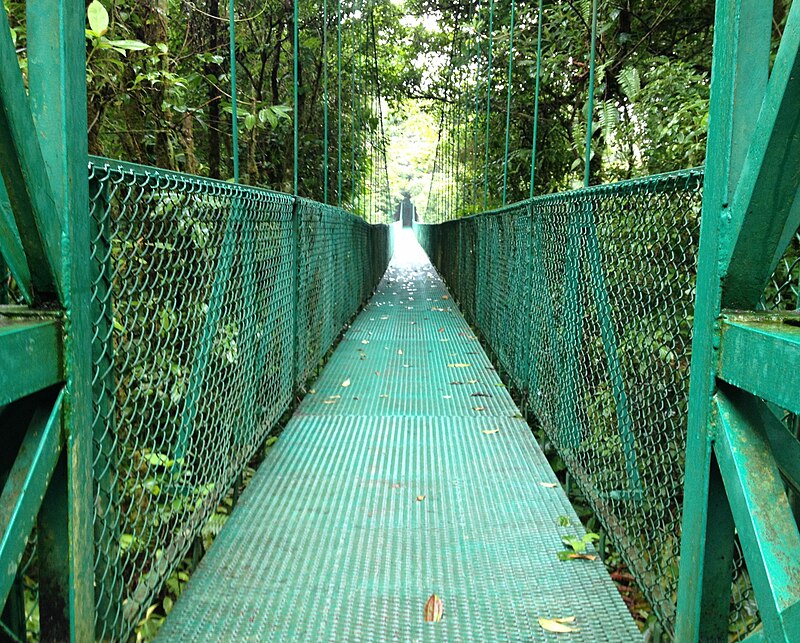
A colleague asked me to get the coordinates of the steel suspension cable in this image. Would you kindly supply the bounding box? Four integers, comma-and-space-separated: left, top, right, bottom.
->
323, 0, 329, 202
292, 0, 299, 194
501, 0, 515, 206
337, 0, 343, 206
229, 0, 239, 182
529, 0, 543, 198
482, 0, 494, 209
584, 0, 598, 188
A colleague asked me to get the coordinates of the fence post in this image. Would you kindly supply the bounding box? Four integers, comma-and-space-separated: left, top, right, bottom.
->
26, 1, 95, 639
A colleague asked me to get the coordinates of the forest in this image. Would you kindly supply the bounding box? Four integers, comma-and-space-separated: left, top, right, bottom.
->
6, 0, 731, 217
5, 2, 795, 641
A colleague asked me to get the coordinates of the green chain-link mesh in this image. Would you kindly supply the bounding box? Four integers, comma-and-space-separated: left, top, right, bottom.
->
415, 168, 763, 638
87, 158, 391, 640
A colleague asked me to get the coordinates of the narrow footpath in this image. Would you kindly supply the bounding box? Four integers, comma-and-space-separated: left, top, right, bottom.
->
159, 230, 640, 641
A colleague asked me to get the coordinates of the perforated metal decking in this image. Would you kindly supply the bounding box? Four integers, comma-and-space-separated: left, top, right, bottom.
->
159, 231, 640, 642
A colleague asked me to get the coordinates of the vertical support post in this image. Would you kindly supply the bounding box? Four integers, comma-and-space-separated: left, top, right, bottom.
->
675, 1, 772, 639
26, 0, 94, 638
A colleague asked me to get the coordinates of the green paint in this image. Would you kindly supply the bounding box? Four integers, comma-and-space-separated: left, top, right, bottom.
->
0, 179, 32, 303
0, 317, 61, 407
0, 390, 64, 609
229, 0, 239, 183
0, 3, 62, 300
482, 0, 495, 210
501, 0, 515, 206
583, 0, 598, 188
529, 0, 543, 199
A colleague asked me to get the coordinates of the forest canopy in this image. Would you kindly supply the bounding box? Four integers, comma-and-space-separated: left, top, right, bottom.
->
5, 0, 737, 217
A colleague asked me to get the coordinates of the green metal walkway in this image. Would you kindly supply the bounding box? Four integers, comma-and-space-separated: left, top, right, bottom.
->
158, 231, 640, 641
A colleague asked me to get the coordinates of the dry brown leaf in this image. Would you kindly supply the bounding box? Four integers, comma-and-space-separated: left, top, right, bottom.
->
448, 363, 471, 368
539, 482, 558, 488
341, 379, 351, 387
424, 594, 443, 622
416, 495, 426, 502
538, 617, 579, 633
565, 553, 597, 561
473, 406, 485, 412
482, 428, 500, 435
442, 295, 450, 300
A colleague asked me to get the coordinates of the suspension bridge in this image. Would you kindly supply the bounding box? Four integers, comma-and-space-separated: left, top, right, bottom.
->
1, 1, 800, 642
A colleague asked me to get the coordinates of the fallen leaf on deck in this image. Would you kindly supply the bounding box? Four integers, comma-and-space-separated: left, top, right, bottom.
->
361, 340, 369, 344
424, 594, 443, 622
482, 428, 500, 435
398, 349, 404, 355
471, 392, 491, 397
473, 406, 486, 412
450, 381, 463, 385
323, 400, 337, 405
438, 328, 445, 332
448, 363, 471, 368
467, 379, 478, 384
539, 482, 558, 488
442, 295, 449, 299
538, 617, 578, 633
558, 552, 597, 561
416, 495, 426, 502
341, 379, 351, 387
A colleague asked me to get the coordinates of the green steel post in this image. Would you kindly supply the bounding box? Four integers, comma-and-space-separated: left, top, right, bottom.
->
675, 1, 772, 639
0, 175, 33, 303
529, 0, 543, 199
583, 0, 597, 187
0, 4, 62, 300
229, 0, 239, 182
26, 1, 94, 638
501, 0, 515, 206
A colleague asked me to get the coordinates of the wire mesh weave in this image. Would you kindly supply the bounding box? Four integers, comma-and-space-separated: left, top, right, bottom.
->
88, 158, 391, 640
417, 169, 715, 636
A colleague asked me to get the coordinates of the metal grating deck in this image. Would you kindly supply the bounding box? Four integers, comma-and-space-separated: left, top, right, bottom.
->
158, 230, 641, 642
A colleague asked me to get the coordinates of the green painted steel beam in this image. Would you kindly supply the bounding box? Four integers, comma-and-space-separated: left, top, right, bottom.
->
675, 1, 771, 638
0, 4, 62, 300
0, 390, 63, 610
0, 180, 32, 303
26, 1, 96, 637
722, 2, 800, 308
714, 386, 800, 642
718, 314, 800, 415
0, 315, 62, 407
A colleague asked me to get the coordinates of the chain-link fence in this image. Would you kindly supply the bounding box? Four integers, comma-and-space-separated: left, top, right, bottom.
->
88, 158, 391, 640
416, 168, 754, 637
